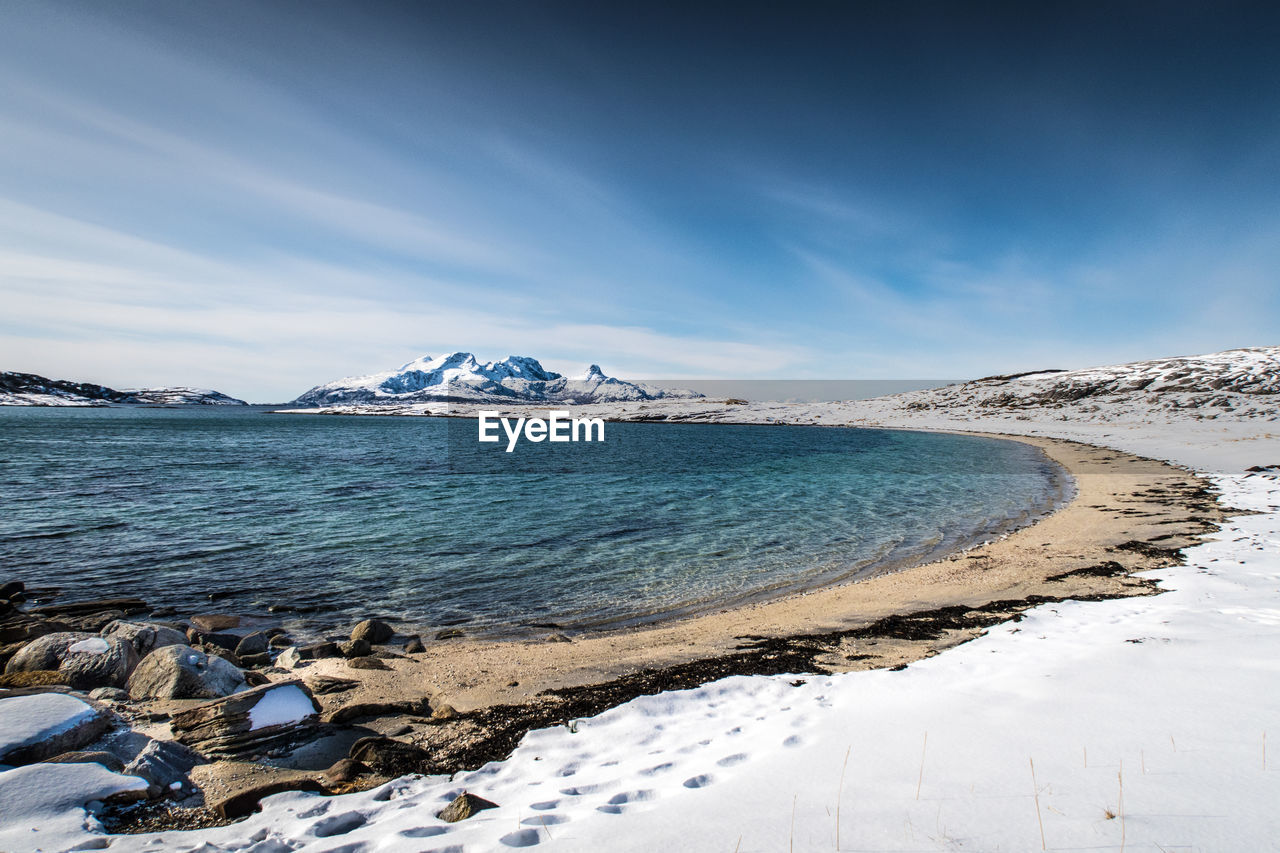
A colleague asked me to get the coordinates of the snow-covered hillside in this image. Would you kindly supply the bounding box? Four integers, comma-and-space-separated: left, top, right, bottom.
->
290, 352, 703, 406
0, 372, 247, 407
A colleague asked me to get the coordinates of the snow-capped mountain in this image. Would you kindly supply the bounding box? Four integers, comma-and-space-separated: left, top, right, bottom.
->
0, 372, 248, 407
290, 353, 703, 406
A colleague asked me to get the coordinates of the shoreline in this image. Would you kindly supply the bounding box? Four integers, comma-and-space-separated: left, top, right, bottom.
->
8, 428, 1227, 836
105, 429, 1219, 830
301, 433, 1218, 715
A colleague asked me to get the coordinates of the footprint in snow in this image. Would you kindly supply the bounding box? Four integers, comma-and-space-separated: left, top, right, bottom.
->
716, 753, 747, 767
500, 828, 542, 847
400, 826, 448, 838
683, 774, 714, 789
311, 812, 367, 838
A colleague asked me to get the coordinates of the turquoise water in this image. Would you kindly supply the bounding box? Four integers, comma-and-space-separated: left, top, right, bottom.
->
0, 407, 1066, 636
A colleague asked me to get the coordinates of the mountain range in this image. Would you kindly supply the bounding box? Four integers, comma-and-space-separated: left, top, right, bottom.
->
0, 372, 247, 407
289, 352, 703, 406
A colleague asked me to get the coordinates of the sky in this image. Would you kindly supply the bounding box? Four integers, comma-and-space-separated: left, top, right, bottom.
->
1, 0, 1277, 402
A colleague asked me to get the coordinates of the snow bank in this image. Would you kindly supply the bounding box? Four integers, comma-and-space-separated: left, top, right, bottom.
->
0, 763, 148, 852
0, 694, 100, 762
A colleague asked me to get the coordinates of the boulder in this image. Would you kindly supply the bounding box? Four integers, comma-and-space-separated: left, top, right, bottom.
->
430, 703, 458, 721
41, 750, 127, 772
239, 652, 271, 668
338, 638, 371, 659
403, 636, 425, 653
304, 675, 359, 695
350, 619, 393, 644
347, 656, 389, 671
190, 614, 240, 632
0, 615, 73, 645
123, 738, 206, 794
186, 627, 240, 651
347, 736, 431, 776
126, 644, 247, 700
0, 670, 66, 688
321, 697, 431, 725
0, 693, 112, 765
89, 686, 129, 702
435, 628, 465, 640
235, 632, 269, 657
28, 598, 146, 618
102, 620, 188, 656
0, 581, 23, 601
0, 763, 150, 849
170, 681, 321, 757
437, 791, 499, 822
4, 632, 138, 690
322, 757, 367, 786
268, 634, 293, 649
210, 777, 325, 819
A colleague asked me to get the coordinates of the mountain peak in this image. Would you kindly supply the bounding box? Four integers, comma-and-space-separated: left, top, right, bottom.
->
291, 352, 701, 406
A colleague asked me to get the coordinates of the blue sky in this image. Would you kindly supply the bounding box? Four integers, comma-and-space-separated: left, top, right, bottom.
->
1, 0, 1277, 401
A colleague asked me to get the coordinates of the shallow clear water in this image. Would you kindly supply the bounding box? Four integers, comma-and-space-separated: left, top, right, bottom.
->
0, 407, 1066, 636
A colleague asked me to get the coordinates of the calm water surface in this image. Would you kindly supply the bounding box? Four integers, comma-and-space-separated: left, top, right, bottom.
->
0, 407, 1067, 636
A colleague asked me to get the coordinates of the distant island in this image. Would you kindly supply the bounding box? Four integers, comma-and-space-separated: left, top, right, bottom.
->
289, 352, 703, 407
0, 372, 248, 407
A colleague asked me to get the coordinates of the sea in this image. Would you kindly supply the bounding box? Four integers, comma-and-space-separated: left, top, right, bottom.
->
0, 406, 1069, 637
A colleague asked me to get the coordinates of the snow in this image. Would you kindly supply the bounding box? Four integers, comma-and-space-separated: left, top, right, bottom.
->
67, 637, 109, 655
289, 351, 703, 406
0, 694, 100, 761
246, 684, 316, 731
0, 762, 148, 853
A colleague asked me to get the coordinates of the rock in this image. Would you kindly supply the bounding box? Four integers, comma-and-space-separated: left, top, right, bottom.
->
0, 614, 71, 645
58, 610, 126, 633
207, 647, 243, 668
430, 703, 458, 721
170, 681, 321, 757
190, 614, 240, 632
300, 641, 342, 659
351, 619, 394, 644
102, 620, 188, 656
88, 686, 129, 702
186, 627, 240, 651
4, 631, 139, 689
149, 606, 178, 618
0, 581, 23, 601
545, 633, 572, 643
265, 627, 286, 637
322, 757, 367, 786
338, 638, 371, 658
304, 675, 359, 695
435, 628, 465, 640
235, 632, 269, 656
210, 777, 325, 819
41, 749, 127, 772
268, 634, 293, 649
28, 598, 146, 618
243, 670, 271, 687
123, 738, 206, 794
437, 791, 499, 822
239, 652, 272, 668
347, 656, 389, 670
275, 646, 303, 669
0, 693, 112, 765
403, 636, 426, 653
347, 736, 431, 776
0, 669, 67, 688
126, 644, 247, 700
321, 698, 431, 725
